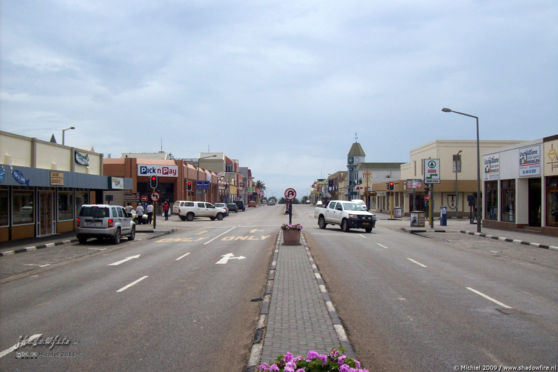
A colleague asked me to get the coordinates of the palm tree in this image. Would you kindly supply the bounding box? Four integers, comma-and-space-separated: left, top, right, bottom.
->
255, 180, 266, 191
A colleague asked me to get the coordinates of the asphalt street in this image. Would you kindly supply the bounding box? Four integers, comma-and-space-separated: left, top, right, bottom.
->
297, 205, 558, 372
0, 206, 282, 372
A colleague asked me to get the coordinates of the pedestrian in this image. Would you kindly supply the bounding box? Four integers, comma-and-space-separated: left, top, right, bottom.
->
163, 200, 169, 221
125, 202, 133, 214
136, 203, 144, 225
146, 203, 154, 224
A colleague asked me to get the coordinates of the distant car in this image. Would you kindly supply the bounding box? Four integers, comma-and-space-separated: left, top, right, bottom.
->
248, 200, 257, 208
77, 204, 136, 244
235, 200, 245, 211
214, 203, 229, 216
268, 199, 276, 206
261, 199, 267, 205
227, 203, 239, 212
316, 201, 323, 207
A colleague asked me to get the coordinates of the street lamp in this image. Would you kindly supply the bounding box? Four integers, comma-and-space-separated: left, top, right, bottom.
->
196, 155, 218, 201
62, 126, 75, 146
453, 150, 462, 219
442, 107, 481, 233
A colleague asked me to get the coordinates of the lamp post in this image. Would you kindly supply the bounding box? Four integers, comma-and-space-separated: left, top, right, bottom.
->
442, 108, 481, 233
453, 150, 462, 219
196, 155, 218, 201
62, 126, 75, 146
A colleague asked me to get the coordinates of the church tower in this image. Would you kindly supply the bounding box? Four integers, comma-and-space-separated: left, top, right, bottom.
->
347, 135, 366, 200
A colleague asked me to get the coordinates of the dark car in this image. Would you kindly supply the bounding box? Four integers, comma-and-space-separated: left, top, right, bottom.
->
227, 203, 239, 213
234, 200, 245, 211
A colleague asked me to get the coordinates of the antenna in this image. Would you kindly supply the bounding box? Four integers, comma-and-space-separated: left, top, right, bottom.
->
160, 137, 163, 152
355, 132, 358, 142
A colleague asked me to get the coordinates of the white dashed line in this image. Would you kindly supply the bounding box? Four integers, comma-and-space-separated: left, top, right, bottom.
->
0, 334, 42, 359
377, 243, 388, 249
359, 234, 367, 238
175, 252, 191, 261
406, 257, 427, 268
466, 287, 512, 309
117, 276, 149, 293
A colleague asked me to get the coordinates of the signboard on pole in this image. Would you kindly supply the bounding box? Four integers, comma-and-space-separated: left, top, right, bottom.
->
284, 188, 297, 200
424, 159, 440, 184
519, 145, 541, 177
196, 180, 210, 190
151, 192, 160, 202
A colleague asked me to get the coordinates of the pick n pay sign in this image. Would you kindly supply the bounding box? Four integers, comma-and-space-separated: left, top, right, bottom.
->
137, 165, 178, 177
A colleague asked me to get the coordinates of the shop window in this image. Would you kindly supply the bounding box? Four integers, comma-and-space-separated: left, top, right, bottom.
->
485, 181, 498, 220
501, 180, 515, 223
58, 191, 74, 221
0, 188, 8, 226
13, 190, 34, 225
547, 177, 558, 227
75, 191, 89, 215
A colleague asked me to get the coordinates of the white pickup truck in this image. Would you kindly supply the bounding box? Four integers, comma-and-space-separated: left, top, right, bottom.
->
314, 200, 376, 233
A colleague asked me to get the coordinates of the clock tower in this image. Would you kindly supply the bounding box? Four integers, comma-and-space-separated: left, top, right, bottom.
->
347, 136, 366, 200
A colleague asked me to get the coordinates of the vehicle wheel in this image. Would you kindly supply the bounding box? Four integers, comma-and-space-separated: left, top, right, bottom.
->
365, 227, 372, 233
216, 213, 223, 221
78, 235, 87, 244
128, 226, 136, 240
113, 228, 121, 244
179, 215, 187, 221
318, 216, 326, 229
341, 219, 350, 232
186, 213, 194, 221
210, 217, 215, 221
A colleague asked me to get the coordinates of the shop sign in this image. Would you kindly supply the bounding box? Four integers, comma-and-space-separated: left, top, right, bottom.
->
110, 176, 124, 190
424, 159, 440, 184
11, 168, 30, 186
546, 141, 558, 173
406, 179, 423, 190
75, 151, 89, 166
0, 168, 5, 183
124, 192, 139, 201
483, 154, 500, 180
137, 165, 178, 177
519, 145, 541, 177
50, 171, 64, 186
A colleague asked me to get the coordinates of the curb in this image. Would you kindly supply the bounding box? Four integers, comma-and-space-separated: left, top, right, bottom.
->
400, 227, 446, 234
459, 230, 558, 251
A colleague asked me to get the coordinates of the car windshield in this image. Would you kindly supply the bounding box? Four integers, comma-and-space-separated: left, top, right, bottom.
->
80, 206, 109, 218
341, 202, 359, 211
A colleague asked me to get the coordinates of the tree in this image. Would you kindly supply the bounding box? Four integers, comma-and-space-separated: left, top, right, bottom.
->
255, 180, 266, 191
279, 197, 286, 204
301, 196, 309, 204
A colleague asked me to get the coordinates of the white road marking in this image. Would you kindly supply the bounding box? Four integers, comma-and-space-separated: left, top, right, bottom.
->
117, 276, 148, 293
204, 226, 236, 245
109, 254, 141, 266
466, 287, 512, 309
334, 325, 348, 342
0, 334, 42, 359
326, 301, 336, 312
407, 257, 427, 268
175, 252, 191, 261
216, 253, 246, 264
377, 243, 388, 249
359, 234, 367, 238
88, 248, 106, 251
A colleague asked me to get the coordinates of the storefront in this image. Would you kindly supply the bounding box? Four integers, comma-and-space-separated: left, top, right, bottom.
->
482, 136, 558, 236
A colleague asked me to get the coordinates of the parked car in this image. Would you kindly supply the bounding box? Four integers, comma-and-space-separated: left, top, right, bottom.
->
214, 203, 229, 216
227, 203, 239, 212
235, 200, 246, 211
261, 199, 267, 205
177, 201, 227, 221
248, 200, 257, 208
173, 200, 188, 215
77, 204, 136, 244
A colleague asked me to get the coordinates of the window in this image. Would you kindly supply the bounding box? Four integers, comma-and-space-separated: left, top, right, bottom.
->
75, 191, 89, 216
80, 206, 109, 218
485, 181, 498, 220
0, 188, 8, 226
58, 191, 74, 221
13, 190, 34, 224
547, 177, 558, 227
501, 180, 515, 222
111, 207, 118, 217
118, 208, 124, 218
329, 202, 336, 210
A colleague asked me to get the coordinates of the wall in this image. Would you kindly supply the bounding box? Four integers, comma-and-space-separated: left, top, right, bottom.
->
0, 132, 32, 166
36, 142, 71, 170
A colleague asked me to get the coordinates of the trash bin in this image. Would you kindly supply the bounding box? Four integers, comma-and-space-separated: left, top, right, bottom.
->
394, 207, 402, 218
440, 206, 447, 226
410, 211, 425, 227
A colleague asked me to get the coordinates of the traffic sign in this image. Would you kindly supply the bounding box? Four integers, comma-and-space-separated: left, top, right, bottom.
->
284, 188, 297, 200
151, 192, 160, 201
424, 159, 441, 184
141, 195, 148, 202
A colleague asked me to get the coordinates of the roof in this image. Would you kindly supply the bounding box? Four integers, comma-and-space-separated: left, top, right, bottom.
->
357, 162, 404, 170
348, 142, 366, 157
121, 152, 170, 160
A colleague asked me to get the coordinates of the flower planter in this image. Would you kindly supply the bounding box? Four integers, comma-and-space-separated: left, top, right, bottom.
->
282, 229, 301, 245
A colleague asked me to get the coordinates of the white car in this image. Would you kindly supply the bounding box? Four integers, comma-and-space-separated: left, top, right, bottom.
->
177, 201, 227, 221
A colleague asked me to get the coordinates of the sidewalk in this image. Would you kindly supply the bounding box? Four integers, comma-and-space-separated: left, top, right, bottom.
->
247, 231, 354, 370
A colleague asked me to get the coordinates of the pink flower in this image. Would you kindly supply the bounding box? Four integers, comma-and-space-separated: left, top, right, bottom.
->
319, 354, 328, 365
269, 364, 280, 372
307, 350, 319, 360
259, 363, 270, 371
338, 355, 346, 364
283, 352, 294, 362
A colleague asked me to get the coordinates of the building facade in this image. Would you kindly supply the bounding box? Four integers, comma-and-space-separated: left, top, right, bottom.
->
347, 141, 366, 200
0, 130, 131, 242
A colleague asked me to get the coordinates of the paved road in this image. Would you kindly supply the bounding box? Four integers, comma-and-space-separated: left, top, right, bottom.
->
0, 206, 283, 371
297, 205, 558, 372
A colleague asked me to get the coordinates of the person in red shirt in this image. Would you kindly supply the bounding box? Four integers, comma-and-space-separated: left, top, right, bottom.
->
163, 201, 170, 220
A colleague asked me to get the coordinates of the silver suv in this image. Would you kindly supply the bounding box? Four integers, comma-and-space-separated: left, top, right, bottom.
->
77, 204, 136, 244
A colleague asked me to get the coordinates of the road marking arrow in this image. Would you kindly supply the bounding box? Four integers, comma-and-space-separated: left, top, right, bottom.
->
109, 254, 141, 266
216, 253, 246, 265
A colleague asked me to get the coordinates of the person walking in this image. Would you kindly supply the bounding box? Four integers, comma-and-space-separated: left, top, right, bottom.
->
146, 203, 154, 224
136, 203, 144, 225
163, 201, 169, 221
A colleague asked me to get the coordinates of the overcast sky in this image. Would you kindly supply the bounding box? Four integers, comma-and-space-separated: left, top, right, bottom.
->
1, 0, 557, 199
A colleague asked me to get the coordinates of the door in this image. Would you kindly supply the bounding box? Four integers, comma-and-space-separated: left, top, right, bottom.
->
528, 178, 541, 226
39, 191, 55, 236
